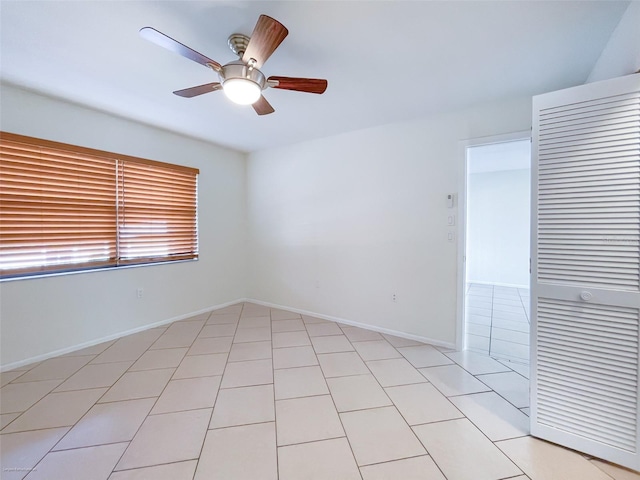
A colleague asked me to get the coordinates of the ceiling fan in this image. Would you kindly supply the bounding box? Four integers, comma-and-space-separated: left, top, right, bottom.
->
140, 15, 328, 115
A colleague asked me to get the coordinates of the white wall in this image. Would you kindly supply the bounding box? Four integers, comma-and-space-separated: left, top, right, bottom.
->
466, 168, 531, 287
587, 1, 640, 83
1, 0, 635, 365
0, 84, 247, 368
246, 96, 532, 345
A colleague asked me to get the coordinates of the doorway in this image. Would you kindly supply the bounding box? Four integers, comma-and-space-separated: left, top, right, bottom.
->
462, 137, 531, 365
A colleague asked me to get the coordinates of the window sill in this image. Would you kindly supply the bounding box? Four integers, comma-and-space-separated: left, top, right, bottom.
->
0, 258, 198, 283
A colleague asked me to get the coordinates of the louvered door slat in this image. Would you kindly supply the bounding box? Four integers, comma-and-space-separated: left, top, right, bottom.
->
539, 353, 637, 385
541, 162, 639, 176
539, 256, 635, 266
537, 374, 636, 412
541, 125, 640, 142
540, 104, 638, 123
537, 99, 639, 288
537, 298, 639, 452
537, 393, 636, 426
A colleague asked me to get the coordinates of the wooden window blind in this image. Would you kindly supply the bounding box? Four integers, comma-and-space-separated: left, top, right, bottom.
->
117, 160, 198, 264
0, 132, 199, 278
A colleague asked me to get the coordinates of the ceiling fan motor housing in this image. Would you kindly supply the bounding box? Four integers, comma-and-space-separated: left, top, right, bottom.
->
219, 60, 266, 90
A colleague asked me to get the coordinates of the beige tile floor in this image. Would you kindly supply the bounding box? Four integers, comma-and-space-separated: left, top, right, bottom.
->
1, 302, 637, 480
465, 283, 530, 364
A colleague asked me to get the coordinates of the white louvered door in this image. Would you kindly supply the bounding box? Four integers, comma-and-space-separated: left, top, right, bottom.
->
531, 73, 640, 470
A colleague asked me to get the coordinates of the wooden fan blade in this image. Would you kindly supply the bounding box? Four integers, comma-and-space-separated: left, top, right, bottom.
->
268, 76, 328, 94
140, 27, 222, 71
173, 82, 222, 98
242, 15, 288, 68
252, 95, 275, 115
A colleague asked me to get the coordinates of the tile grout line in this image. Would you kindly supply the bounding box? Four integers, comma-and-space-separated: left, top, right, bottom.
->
488, 287, 529, 364
1, 310, 216, 476
380, 345, 527, 477
4, 357, 130, 474
305, 313, 365, 480
465, 283, 492, 356
346, 333, 427, 468
345, 330, 453, 479
271, 306, 281, 480
108, 311, 209, 477
192, 305, 241, 480
488, 284, 495, 358
2, 301, 540, 480
470, 373, 530, 414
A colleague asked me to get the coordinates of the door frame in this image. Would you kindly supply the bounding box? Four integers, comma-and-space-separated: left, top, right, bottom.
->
456, 131, 532, 351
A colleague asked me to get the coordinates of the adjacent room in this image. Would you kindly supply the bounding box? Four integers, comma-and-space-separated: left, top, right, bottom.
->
1, 1, 639, 479
464, 138, 531, 364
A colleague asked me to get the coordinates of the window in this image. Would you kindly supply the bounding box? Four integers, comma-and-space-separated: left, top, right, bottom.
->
0, 132, 199, 278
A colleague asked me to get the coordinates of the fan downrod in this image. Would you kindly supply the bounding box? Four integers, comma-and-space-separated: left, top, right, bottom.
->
228, 34, 250, 57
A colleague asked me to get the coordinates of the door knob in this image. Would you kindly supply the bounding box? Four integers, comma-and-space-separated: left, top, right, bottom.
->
580, 291, 593, 301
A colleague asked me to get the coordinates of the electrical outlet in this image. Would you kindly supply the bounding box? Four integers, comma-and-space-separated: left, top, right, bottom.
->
392, 294, 397, 302
136, 288, 144, 299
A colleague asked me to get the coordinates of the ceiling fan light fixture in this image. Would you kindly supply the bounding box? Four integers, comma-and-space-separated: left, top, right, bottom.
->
141, 15, 327, 116
222, 78, 261, 105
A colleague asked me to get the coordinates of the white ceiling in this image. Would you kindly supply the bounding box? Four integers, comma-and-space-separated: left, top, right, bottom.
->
0, 1, 629, 153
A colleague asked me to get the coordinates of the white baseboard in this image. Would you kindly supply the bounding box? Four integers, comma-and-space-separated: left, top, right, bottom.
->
466, 280, 529, 289
244, 298, 456, 350
0, 298, 245, 372
2, 297, 456, 372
